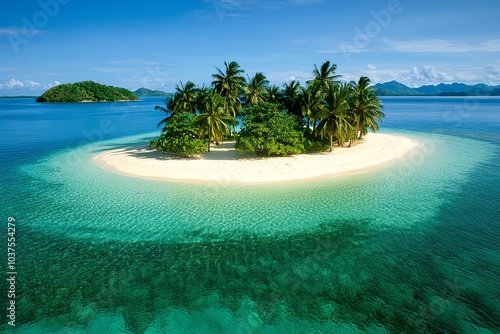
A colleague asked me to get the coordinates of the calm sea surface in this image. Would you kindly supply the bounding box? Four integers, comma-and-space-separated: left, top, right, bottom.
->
0, 97, 499, 333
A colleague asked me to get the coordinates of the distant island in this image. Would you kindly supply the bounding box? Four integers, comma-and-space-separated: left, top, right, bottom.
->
133, 87, 169, 97
36, 81, 138, 103
0, 95, 38, 99
374, 81, 500, 96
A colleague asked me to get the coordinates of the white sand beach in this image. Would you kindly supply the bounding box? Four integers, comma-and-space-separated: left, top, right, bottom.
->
92, 133, 421, 184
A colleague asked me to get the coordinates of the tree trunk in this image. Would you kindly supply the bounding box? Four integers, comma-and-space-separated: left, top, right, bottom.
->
355, 117, 361, 141
207, 135, 211, 152
329, 134, 333, 152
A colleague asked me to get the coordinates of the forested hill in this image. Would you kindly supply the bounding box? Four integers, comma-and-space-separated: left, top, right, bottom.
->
134, 87, 167, 97
36, 81, 139, 102
374, 81, 500, 96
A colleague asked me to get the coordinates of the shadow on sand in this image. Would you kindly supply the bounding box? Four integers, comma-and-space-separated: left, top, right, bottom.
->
114, 142, 260, 161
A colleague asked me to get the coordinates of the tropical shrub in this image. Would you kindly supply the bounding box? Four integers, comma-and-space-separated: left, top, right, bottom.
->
236, 102, 306, 156
149, 113, 207, 157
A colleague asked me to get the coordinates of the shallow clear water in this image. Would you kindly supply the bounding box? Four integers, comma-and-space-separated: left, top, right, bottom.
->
1, 97, 499, 333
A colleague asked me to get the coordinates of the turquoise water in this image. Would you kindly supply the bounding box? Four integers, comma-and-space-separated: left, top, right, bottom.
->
1, 97, 499, 333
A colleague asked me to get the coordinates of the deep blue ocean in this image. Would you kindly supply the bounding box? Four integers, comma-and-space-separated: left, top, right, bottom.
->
0, 97, 499, 333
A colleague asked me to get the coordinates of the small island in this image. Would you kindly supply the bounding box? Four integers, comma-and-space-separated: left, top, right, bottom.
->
36, 81, 138, 103
94, 60, 421, 183
134, 87, 169, 97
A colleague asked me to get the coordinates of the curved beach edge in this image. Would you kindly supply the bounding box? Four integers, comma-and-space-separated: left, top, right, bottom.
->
92, 133, 422, 184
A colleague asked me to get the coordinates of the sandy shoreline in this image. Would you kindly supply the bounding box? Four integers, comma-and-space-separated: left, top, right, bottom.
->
92, 133, 421, 184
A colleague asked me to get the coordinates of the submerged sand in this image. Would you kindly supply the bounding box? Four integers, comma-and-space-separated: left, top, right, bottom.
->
92, 133, 421, 184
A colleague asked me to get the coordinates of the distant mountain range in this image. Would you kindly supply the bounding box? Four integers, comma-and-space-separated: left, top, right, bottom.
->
374, 81, 500, 96
134, 88, 168, 97
134, 84, 500, 98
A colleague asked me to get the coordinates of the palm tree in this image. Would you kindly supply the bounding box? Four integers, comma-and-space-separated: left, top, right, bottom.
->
282, 80, 303, 118
265, 84, 282, 105
307, 61, 341, 92
299, 81, 323, 130
193, 92, 237, 152
174, 81, 199, 114
211, 61, 246, 117
316, 83, 354, 151
196, 84, 212, 111
244, 72, 269, 107
155, 81, 199, 128
154, 94, 177, 128
350, 76, 385, 141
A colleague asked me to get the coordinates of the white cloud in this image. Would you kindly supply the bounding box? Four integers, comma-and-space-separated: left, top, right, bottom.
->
0, 27, 28, 35
0, 79, 60, 90
0, 26, 40, 36
401, 65, 500, 86
24, 80, 43, 89
478, 39, 500, 52
379, 38, 500, 53
409, 66, 453, 83
354, 64, 500, 87
484, 66, 500, 84
318, 38, 500, 55
3, 79, 24, 89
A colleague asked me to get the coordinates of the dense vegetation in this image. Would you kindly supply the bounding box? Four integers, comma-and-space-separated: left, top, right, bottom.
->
236, 102, 310, 156
149, 113, 208, 157
151, 61, 384, 156
36, 81, 138, 102
133, 87, 168, 97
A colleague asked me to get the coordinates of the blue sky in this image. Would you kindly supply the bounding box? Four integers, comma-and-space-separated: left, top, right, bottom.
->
1, 0, 499, 95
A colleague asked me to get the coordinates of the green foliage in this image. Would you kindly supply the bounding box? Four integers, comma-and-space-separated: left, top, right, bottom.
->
373, 81, 420, 96
307, 60, 341, 92
236, 102, 306, 156
244, 72, 269, 107
36, 81, 138, 103
298, 81, 324, 129
282, 80, 303, 118
133, 88, 167, 97
172, 81, 199, 114
316, 83, 355, 151
211, 61, 246, 117
350, 77, 385, 141
149, 113, 207, 157
149, 60, 385, 157
303, 129, 330, 153
264, 84, 283, 105
193, 92, 237, 151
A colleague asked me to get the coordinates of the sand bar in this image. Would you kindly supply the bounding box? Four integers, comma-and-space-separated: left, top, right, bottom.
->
92, 133, 421, 184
